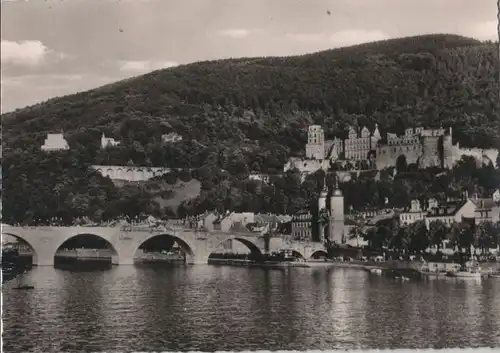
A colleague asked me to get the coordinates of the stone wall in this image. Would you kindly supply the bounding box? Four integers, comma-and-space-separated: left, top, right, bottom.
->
92, 165, 174, 181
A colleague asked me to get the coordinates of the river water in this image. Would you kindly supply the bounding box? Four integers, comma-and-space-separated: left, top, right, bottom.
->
2, 264, 500, 352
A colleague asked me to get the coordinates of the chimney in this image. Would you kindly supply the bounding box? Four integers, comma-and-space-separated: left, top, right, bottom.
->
464, 190, 468, 200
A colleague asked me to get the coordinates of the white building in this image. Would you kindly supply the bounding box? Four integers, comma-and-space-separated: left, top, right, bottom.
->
399, 199, 426, 226
162, 133, 183, 143
41, 133, 69, 152
493, 189, 500, 204
248, 173, 270, 184
101, 133, 120, 148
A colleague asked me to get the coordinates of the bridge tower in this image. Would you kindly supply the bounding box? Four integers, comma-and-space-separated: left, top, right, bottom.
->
317, 172, 329, 242
329, 176, 345, 244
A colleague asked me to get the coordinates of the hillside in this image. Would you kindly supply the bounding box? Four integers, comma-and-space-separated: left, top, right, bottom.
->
2, 34, 500, 224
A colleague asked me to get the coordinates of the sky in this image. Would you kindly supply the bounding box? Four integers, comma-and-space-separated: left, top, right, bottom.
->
0, 0, 497, 113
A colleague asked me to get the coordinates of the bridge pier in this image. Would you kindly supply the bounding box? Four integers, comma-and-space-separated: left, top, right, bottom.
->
186, 252, 210, 265
35, 256, 54, 267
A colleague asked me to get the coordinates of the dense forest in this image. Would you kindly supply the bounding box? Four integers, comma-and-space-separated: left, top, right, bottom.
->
2, 34, 500, 225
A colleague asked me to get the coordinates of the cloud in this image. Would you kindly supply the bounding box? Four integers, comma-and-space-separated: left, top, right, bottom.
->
118, 60, 178, 73
287, 29, 389, 47
1, 40, 49, 66
329, 29, 389, 47
286, 33, 326, 42
467, 21, 497, 41
217, 29, 253, 39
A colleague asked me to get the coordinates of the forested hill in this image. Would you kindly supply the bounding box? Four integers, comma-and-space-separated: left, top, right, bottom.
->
3, 34, 500, 155
2, 34, 500, 224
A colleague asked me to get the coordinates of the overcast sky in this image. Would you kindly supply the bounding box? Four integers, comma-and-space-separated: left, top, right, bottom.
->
0, 0, 497, 113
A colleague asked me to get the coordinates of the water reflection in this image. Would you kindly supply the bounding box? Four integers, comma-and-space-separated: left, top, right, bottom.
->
3, 266, 500, 352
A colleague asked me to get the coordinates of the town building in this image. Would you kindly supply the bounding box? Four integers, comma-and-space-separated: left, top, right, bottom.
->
425, 198, 478, 229
101, 133, 120, 148
399, 199, 427, 226
41, 133, 69, 152
291, 210, 313, 241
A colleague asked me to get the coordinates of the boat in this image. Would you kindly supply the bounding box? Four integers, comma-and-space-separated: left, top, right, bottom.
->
370, 268, 383, 275
445, 260, 483, 278
420, 262, 457, 277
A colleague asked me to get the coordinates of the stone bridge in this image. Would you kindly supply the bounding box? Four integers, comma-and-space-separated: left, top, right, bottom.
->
1, 224, 328, 266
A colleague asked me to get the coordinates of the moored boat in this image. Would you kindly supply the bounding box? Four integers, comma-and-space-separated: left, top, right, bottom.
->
420, 261, 460, 277
445, 260, 483, 278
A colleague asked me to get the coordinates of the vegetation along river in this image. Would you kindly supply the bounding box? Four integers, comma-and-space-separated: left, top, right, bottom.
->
2, 264, 500, 351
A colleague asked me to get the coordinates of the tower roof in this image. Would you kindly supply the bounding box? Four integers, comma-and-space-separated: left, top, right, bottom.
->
332, 174, 343, 197
320, 173, 328, 197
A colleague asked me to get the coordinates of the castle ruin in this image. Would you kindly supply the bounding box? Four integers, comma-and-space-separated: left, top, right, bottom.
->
284, 124, 498, 176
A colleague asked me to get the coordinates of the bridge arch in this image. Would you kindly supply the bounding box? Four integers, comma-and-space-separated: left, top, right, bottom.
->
279, 249, 305, 259
2, 232, 39, 265
210, 236, 263, 257
132, 232, 196, 263
54, 233, 120, 264
310, 250, 329, 259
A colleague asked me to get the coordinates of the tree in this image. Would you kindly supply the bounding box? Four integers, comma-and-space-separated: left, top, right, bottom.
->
408, 220, 429, 254
474, 221, 496, 254
390, 226, 411, 254
318, 208, 330, 241
348, 224, 365, 248
396, 155, 408, 174
428, 220, 448, 250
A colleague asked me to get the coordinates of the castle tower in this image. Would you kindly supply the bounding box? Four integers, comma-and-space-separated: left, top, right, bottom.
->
329, 175, 345, 244
305, 125, 325, 160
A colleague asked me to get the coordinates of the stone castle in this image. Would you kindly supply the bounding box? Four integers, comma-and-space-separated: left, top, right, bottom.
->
284, 124, 499, 176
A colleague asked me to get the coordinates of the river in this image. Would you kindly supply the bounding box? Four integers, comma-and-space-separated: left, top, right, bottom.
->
2, 264, 500, 351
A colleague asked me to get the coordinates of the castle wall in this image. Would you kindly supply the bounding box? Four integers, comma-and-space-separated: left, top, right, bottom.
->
452, 147, 499, 168
419, 136, 442, 168
284, 158, 330, 174
92, 165, 174, 181
375, 144, 422, 170
306, 144, 325, 160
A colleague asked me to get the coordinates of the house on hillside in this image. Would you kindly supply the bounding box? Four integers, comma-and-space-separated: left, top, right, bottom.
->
162, 133, 183, 143
399, 199, 427, 226
424, 199, 476, 229
248, 173, 270, 184
41, 133, 69, 152
101, 133, 120, 148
